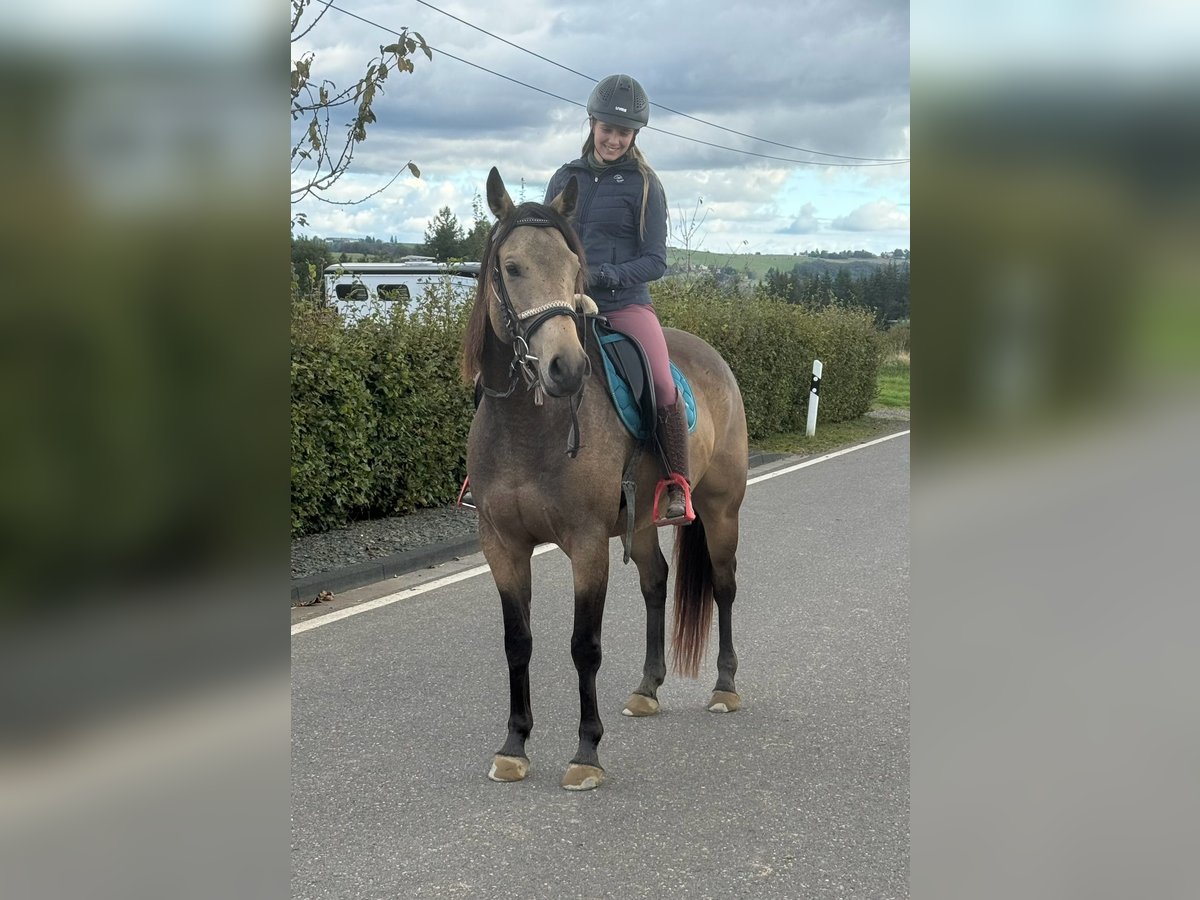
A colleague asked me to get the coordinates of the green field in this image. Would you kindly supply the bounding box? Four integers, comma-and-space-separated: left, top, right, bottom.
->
665, 248, 895, 282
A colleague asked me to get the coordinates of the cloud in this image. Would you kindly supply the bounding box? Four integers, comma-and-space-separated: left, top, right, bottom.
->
780, 202, 821, 235
291, 0, 909, 252
832, 199, 909, 232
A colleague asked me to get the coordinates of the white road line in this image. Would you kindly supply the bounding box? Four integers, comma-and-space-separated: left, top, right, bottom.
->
291, 543, 558, 636
747, 429, 909, 486
292, 428, 909, 636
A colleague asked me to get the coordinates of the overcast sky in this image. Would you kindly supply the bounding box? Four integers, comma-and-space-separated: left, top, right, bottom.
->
291, 0, 910, 255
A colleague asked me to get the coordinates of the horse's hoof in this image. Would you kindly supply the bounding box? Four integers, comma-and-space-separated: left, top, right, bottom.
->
621, 693, 660, 717
707, 690, 742, 713
488, 754, 530, 782
561, 764, 605, 791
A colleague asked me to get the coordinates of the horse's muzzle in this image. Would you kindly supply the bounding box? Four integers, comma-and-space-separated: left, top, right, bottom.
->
539, 344, 589, 397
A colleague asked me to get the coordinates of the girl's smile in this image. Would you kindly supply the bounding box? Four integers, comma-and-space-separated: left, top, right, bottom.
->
593, 122, 634, 162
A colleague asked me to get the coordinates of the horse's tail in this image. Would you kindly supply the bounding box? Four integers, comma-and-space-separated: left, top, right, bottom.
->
671, 516, 714, 679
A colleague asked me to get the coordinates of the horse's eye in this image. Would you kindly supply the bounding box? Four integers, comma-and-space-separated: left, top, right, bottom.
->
505, 262, 521, 277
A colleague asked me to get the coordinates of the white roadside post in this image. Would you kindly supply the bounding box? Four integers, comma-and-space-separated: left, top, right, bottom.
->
806, 359, 823, 437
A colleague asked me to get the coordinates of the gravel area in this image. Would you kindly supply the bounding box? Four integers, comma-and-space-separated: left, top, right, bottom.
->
865, 407, 911, 421
290, 505, 478, 580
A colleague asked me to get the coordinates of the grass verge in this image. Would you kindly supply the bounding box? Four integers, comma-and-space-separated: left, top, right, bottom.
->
756, 417, 907, 456
755, 354, 909, 456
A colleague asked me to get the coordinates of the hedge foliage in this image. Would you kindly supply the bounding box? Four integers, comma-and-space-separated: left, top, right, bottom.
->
652, 279, 883, 440
291, 277, 882, 536
291, 284, 473, 536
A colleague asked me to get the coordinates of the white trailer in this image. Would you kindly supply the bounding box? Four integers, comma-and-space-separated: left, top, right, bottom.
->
323, 260, 481, 321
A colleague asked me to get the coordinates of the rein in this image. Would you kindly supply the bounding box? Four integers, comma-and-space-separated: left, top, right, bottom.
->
479, 213, 591, 457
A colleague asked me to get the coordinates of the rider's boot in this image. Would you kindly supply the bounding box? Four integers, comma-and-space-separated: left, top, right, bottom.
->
655, 393, 693, 525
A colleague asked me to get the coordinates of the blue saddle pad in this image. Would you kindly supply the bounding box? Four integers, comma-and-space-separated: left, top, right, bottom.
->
594, 324, 696, 441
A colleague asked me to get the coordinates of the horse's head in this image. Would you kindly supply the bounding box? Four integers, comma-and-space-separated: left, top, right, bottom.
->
461, 168, 591, 399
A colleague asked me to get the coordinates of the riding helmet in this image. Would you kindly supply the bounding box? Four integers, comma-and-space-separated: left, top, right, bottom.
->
586, 74, 650, 130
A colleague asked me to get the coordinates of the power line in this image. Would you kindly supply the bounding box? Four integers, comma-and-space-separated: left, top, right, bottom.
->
411, 0, 595, 83
328, 3, 582, 106
410, 0, 907, 163
321, 2, 909, 168
653, 104, 906, 163
644, 125, 907, 167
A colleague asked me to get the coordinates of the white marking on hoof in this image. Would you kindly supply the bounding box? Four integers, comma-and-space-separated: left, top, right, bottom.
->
621, 693, 660, 717
488, 755, 529, 782
561, 764, 604, 791
707, 691, 742, 713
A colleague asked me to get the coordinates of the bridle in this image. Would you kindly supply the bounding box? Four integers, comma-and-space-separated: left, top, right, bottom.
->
479, 212, 591, 456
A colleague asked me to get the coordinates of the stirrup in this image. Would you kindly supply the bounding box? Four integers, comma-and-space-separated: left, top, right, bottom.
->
652, 474, 694, 526
457, 476, 476, 510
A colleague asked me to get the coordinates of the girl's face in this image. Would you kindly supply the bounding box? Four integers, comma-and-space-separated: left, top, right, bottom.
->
591, 120, 635, 162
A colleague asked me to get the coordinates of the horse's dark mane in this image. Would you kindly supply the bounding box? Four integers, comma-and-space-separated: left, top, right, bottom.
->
460, 201, 588, 383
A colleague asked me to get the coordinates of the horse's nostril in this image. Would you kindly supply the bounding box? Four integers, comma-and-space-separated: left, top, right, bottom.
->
544, 353, 584, 396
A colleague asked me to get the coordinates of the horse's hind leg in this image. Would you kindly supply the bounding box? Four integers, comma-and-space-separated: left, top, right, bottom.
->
484, 541, 535, 782
702, 506, 742, 713
562, 537, 610, 791
622, 526, 668, 717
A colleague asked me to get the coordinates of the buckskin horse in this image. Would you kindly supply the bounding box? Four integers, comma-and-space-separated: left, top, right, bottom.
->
461, 168, 748, 790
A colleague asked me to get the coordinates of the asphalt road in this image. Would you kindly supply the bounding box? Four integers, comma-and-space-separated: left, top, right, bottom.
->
292, 432, 909, 899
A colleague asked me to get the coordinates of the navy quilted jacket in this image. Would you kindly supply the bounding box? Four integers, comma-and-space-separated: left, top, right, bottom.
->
544, 155, 667, 312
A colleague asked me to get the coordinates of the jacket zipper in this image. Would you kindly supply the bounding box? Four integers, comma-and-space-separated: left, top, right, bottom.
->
573, 166, 620, 297
574, 167, 601, 226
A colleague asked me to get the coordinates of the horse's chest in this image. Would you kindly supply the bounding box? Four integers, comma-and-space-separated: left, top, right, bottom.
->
467, 397, 628, 536
469, 445, 622, 535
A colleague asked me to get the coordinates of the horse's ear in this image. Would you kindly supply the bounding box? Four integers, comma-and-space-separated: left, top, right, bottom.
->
549, 177, 578, 219
486, 167, 514, 221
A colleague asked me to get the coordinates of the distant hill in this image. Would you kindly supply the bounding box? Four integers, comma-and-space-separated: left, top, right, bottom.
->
311, 238, 908, 281
665, 248, 905, 282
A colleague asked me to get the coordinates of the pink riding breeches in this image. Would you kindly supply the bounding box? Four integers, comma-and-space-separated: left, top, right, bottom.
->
603, 303, 677, 410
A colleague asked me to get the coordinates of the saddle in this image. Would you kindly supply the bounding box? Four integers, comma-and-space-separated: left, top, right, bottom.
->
591, 316, 699, 553
591, 317, 696, 442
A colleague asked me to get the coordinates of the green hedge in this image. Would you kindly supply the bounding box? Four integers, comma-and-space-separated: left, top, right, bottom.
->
291, 279, 882, 536
652, 280, 883, 441
882, 320, 910, 356
290, 285, 472, 537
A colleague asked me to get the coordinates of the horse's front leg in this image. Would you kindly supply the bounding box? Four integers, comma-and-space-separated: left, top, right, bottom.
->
623, 525, 668, 717
483, 535, 535, 783
562, 537, 610, 791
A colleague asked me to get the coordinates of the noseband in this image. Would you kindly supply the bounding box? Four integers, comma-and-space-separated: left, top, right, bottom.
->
480, 213, 590, 456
